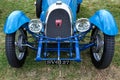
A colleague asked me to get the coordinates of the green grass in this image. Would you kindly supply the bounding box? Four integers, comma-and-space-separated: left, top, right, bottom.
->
0, 0, 120, 80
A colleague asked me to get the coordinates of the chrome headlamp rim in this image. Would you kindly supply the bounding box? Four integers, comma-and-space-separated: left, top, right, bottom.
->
76, 18, 91, 33
28, 19, 43, 34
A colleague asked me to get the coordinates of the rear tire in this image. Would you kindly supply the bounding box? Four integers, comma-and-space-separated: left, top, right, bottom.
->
90, 28, 115, 69
5, 28, 27, 68
77, 4, 81, 13
36, 0, 42, 18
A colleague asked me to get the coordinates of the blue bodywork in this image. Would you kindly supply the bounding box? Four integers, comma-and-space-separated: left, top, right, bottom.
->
89, 10, 118, 36
4, 0, 118, 62
41, 0, 83, 22
4, 11, 30, 34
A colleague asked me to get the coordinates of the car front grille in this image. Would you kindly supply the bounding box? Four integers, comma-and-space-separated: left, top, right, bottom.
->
45, 9, 72, 38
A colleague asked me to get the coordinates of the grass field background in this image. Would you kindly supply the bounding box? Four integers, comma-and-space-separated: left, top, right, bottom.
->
0, 0, 120, 80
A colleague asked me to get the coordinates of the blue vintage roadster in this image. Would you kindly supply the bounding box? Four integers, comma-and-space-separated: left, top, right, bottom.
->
4, 0, 118, 69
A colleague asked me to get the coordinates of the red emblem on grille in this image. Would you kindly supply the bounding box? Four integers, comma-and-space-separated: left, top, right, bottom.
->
55, 19, 62, 27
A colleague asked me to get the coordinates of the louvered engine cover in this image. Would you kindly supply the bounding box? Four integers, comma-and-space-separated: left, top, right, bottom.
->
45, 9, 72, 38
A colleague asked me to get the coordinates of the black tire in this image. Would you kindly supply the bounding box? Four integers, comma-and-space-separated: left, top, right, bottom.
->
36, 0, 42, 18
5, 28, 27, 68
90, 28, 115, 69
77, 4, 81, 13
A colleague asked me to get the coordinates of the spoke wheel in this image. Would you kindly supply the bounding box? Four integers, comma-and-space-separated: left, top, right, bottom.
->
90, 28, 115, 69
5, 28, 27, 68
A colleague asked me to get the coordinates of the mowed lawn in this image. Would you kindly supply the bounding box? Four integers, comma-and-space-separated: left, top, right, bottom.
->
0, 0, 120, 80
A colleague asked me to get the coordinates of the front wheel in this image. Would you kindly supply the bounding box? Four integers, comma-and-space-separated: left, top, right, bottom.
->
5, 28, 27, 68
90, 28, 115, 69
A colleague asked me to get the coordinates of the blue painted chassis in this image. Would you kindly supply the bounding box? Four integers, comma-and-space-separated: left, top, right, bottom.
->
4, 0, 118, 62
29, 27, 94, 62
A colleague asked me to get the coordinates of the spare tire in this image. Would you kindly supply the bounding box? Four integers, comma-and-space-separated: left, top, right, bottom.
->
36, 0, 42, 18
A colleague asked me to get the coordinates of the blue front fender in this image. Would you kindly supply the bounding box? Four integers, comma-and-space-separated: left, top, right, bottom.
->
4, 11, 30, 34
89, 10, 118, 36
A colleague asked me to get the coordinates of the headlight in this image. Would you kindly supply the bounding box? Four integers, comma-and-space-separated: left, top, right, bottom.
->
28, 19, 43, 34
76, 18, 90, 33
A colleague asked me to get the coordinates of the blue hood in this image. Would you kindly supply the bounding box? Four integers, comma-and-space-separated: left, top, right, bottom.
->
41, 0, 82, 22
